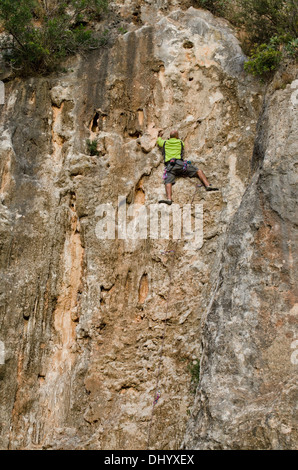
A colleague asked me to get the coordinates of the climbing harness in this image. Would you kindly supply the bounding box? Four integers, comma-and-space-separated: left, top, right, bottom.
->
163, 157, 191, 182
162, 139, 191, 181
162, 167, 168, 181
182, 160, 192, 172
163, 158, 178, 181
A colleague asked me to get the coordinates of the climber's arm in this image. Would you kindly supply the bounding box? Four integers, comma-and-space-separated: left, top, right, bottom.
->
157, 136, 165, 147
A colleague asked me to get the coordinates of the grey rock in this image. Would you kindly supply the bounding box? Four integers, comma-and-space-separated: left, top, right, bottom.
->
0, 0, 296, 451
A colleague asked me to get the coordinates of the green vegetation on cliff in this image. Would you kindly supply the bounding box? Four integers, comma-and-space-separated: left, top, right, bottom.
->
0, 0, 297, 78
194, 0, 298, 77
0, 0, 108, 76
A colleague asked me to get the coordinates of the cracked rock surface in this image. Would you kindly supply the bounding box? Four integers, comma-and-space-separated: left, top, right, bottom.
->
0, 1, 296, 450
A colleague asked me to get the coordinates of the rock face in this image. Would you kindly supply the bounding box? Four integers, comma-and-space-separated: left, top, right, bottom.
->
183, 75, 298, 449
0, 1, 296, 450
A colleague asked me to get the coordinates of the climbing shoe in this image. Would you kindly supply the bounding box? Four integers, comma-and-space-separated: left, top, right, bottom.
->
205, 185, 219, 191
158, 199, 173, 205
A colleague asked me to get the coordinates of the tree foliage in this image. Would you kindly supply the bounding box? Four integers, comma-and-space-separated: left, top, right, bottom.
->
0, 0, 108, 76
244, 38, 283, 77
193, 0, 297, 77
192, 0, 228, 16
235, 0, 297, 45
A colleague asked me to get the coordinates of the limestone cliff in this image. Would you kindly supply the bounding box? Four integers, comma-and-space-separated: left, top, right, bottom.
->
183, 73, 298, 450
0, 0, 297, 450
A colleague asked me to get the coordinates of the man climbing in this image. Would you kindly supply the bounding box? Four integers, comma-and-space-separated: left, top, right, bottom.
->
157, 130, 218, 205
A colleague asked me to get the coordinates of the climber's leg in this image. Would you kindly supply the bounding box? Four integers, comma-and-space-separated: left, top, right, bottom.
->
159, 167, 175, 205
196, 169, 219, 191
165, 183, 172, 200
159, 183, 173, 205
196, 169, 209, 187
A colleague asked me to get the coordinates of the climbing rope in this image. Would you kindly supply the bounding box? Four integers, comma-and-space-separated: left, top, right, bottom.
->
146, 181, 203, 449
160, 250, 175, 255
146, 252, 175, 450
190, 183, 203, 204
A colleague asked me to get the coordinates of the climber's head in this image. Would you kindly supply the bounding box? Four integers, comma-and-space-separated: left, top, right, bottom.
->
170, 130, 179, 139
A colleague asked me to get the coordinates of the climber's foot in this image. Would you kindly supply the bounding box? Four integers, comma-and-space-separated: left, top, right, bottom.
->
205, 185, 219, 191
159, 199, 172, 205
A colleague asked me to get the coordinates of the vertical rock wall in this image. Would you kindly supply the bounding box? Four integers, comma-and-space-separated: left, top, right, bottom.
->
0, 1, 295, 450
183, 74, 298, 450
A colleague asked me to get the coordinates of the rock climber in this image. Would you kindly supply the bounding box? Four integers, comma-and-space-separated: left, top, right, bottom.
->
157, 129, 218, 205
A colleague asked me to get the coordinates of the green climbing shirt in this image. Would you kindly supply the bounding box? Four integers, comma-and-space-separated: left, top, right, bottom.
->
157, 137, 185, 163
